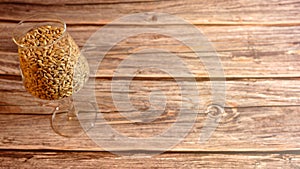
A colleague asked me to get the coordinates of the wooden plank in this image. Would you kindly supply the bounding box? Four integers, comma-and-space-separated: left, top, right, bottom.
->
1, 24, 300, 77
1, 77, 300, 114
0, 76, 300, 110
0, 0, 158, 5
0, 151, 299, 169
0, 106, 300, 151
1, 0, 300, 24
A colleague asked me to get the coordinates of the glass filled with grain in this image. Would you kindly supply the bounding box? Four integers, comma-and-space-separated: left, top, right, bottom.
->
12, 14, 93, 137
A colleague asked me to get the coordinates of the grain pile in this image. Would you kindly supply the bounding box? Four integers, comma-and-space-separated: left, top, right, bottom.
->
18, 25, 89, 100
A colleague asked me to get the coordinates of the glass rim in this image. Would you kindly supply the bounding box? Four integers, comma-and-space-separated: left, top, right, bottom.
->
12, 14, 67, 49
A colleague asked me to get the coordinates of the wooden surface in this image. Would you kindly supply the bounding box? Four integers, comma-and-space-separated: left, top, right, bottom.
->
1, 0, 300, 168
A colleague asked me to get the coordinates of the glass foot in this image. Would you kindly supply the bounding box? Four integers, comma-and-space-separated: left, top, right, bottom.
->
51, 107, 84, 137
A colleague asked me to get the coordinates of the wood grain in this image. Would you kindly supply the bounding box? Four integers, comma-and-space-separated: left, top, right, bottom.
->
1, 0, 300, 168
0, 151, 299, 169
0, 106, 300, 151
1, 0, 300, 24
1, 77, 300, 114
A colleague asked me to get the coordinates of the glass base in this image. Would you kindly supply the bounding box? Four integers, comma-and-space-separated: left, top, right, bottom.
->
51, 108, 83, 137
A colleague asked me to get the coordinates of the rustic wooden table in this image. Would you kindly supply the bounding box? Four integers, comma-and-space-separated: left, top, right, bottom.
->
1, 0, 300, 168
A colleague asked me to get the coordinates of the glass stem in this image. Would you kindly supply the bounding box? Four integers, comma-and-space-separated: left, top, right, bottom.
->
51, 97, 83, 137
